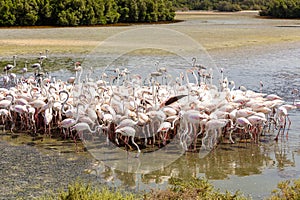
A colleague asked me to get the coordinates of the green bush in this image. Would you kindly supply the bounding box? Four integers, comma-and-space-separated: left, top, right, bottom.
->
0, 0, 15, 26
217, 1, 242, 12
268, 179, 300, 200
260, 0, 300, 18
39, 181, 137, 200
40, 177, 300, 200
145, 177, 248, 200
172, 0, 269, 11
0, 0, 175, 26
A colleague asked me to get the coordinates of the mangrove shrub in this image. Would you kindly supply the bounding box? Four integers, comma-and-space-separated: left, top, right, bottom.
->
260, 0, 300, 18
0, 0, 175, 26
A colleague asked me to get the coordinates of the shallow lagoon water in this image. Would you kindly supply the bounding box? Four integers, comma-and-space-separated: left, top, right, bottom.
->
0, 14, 300, 199
85, 42, 300, 200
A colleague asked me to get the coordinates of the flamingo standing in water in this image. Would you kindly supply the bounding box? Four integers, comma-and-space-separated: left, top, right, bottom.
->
39, 49, 49, 61
274, 105, 292, 141
0, 93, 15, 131
3, 55, 17, 74
156, 116, 178, 146
60, 112, 81, 138
201, 118, 233, 150
115, 126, 140, 158
3, 55, 17, 86
70, 122, 101, 149
178, 109, 211, 151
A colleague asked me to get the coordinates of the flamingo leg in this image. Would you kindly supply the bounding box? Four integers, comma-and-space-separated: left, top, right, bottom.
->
286, 115, 291, 137
201, 129, 210, 150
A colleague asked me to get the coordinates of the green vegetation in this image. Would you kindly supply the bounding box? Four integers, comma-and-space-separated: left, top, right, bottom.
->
1, 0, 297, 26
268, 179, 300, 200
39, 181, 138, 200
173, 0, 300, 18
172, 0, 271, 11
0, 0, 175, 26
40, 178, 247, 200
260, 0, 300, 18
40, 177, 300, 200
146, 177, 248, 200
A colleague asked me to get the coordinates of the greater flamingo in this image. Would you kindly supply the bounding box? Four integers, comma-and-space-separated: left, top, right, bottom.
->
115, 126, 141, 158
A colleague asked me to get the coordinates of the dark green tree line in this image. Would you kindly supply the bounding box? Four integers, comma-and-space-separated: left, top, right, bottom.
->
260, 0, 300, 18
172, 0, 272, 11
116, 0, 174, 23
0, 0, 174, 26
0, 0, 15, 26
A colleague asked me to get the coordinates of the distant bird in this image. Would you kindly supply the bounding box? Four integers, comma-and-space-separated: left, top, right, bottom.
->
31, 50, 48, 73
3, 55, 17, 74
39, 49, 49, 61
31, 62, 42, 72
260, 80, 263, 93
192, 57, 206, 70
21, 61, 28, 77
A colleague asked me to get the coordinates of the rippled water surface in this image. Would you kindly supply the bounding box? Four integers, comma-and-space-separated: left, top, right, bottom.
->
0, 16, 300, 200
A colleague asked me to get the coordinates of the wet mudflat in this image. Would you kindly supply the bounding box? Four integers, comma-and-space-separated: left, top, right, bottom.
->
0, 133, 102, 199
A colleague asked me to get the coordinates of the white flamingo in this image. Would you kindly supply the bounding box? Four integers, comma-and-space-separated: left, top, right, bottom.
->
115, 126, 141, 158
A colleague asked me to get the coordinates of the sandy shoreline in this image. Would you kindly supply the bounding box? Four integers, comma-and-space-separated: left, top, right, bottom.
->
0, 11, 299, 57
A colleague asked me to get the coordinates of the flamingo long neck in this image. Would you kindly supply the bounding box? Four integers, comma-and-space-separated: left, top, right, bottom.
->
40, 78, 49, 99
6, 93, 14, 106
209, 69, 213, 85
89, 124, 100, 133
192, 57, 196, 68
192, 71, 198, 86
171, 116, 179, 130
231, 82, 235, 91
185, 71, 190, 86
74, 103, 84, 123
77, 68, 83, 84
60, 90, 70, 114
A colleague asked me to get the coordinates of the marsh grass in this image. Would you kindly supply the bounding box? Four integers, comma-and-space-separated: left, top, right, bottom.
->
38, 177, 300, 200
145, 177, 248, 200
268, 179, 300, 200
39, 178, 249, 200
39, 181, 138, 200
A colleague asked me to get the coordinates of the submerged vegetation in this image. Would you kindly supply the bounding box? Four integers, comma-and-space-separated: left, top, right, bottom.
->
40, 177, 300, 200
0, 0, 175, 26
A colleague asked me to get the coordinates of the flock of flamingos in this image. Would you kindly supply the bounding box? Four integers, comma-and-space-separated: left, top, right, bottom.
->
0, 52, 299, 156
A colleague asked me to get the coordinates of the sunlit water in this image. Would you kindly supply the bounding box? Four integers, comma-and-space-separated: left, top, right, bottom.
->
83, 42, 300, 200
0, 22, 300, 200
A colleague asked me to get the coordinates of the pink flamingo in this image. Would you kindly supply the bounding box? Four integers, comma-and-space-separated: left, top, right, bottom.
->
115, 126, 140, 158
70, 122, 101, 149
274, 105, 292, 141
201, 118, 233, 150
